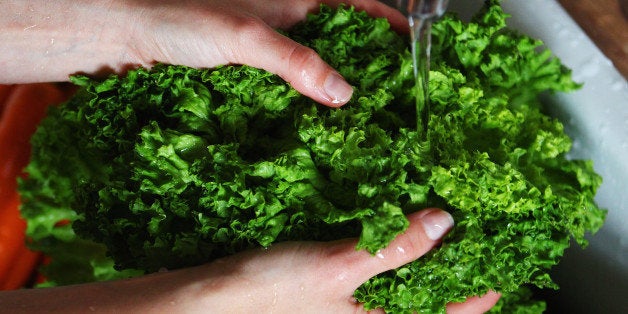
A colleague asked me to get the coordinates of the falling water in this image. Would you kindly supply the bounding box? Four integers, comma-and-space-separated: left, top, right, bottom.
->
409, 14, 433, 136
397, 0, 448, 137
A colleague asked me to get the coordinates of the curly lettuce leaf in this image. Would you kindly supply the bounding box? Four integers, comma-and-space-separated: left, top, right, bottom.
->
20, 2, 605, 312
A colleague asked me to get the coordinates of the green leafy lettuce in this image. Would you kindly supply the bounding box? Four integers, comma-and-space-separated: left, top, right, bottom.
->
19, 1, 605, 312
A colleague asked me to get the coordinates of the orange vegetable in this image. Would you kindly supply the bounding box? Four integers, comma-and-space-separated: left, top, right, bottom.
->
0, 193, 42, 290
1, 84, 68, 201
1, 242, 42, 290
0, 193, 31, 288
0, 85, 15, 117
0, 83, 74, 289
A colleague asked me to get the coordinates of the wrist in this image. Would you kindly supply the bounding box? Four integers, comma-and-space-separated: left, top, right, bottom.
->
0, 0, 146, 83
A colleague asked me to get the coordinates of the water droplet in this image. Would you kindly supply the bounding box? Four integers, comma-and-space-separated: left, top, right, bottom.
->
272, 283, 278, 306
336, 271, 348, 281
557, 28, 570, 38
578, 60, 601, 78
610, 79, 627, 91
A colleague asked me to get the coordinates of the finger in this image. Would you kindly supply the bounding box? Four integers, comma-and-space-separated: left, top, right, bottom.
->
224, 19, 353, 107
329, 208, 454, 286
233, 0, 408, 33
446, 291, 501, 314
355, 301, 386, 314
320, 0, 409, 33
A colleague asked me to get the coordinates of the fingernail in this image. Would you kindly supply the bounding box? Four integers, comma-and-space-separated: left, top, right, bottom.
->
419, 209, 454, 240
323, 72, 353, 104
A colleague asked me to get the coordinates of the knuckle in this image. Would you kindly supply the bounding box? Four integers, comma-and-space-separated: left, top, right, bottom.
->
397, 227, 433, 258
235, 18, 267, 42
286, 45, 320, 73
229, 15, 270, 54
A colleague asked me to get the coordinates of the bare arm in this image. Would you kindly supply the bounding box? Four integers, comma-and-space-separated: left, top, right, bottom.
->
0, 209, 499, 313
0, 1, 139, 83
0, 0, 406, 107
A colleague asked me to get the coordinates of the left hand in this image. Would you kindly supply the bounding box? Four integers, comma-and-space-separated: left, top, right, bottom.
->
0, 208, 499, 313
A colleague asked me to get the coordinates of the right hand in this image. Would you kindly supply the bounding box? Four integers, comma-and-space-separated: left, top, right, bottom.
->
1, 0, 406, 107
129, 0, 407, 107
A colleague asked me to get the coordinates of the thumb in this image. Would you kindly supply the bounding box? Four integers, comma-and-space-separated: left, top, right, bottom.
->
338, 208, 455, 286
225, 20, 353, 107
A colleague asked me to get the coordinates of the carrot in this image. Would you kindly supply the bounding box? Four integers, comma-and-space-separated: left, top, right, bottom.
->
0, 193, 28, 286
0, 85, 15, 116
0, 85, 14, 99
0, 244, 42, 290
0, 84, 13, 97
0, 192, 43, 290
0, 83, 75, 289
0, 83, 71, 212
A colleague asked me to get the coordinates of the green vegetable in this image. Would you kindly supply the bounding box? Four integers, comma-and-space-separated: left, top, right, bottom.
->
20, 1, 605, 312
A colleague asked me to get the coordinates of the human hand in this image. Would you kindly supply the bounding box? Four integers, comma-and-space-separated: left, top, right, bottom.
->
1, 0, 406, 107
131, 0, 408, 107
0, 208, 499, 313
185, 208, 500, 313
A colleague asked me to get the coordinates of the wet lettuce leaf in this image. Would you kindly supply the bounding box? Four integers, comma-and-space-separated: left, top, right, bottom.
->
20, 1, 605, 312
